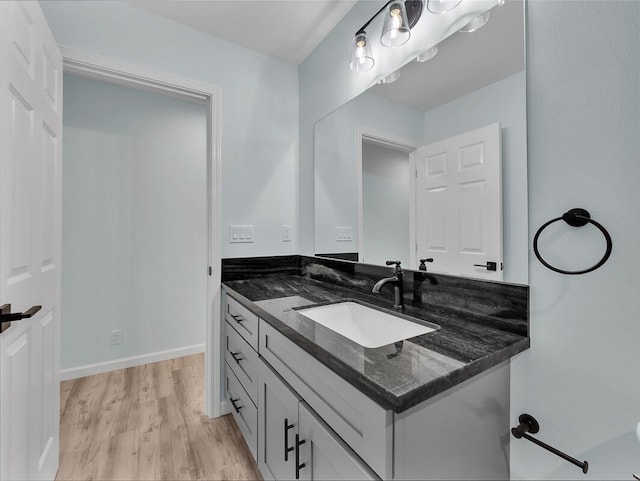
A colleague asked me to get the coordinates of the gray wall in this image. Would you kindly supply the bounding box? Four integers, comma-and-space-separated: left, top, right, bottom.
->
41, 0, 299, 259
314, 91, 423, 256
510, 1, 640, 478
62, 73, 206, 370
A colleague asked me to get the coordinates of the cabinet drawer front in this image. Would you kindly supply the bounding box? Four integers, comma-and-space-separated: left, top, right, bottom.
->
225, 321, 259, 404
226, 295, 259, 350
298, 402, 380, 481
225, 362, 258, 460
259, 321, 393, 479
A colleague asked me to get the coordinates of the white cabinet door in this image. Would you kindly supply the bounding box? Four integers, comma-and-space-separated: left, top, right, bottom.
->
0, 2, 62, 480
415, 122, 502, 280
297, 402, 378, 481
258, 359, 301, 481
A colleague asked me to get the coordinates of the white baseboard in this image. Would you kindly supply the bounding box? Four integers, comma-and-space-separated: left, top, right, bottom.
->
59, 343, 206, 381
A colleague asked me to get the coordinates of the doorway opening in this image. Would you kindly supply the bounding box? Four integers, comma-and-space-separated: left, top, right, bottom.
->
356, 129, 417, 268
60, 48, 222, 418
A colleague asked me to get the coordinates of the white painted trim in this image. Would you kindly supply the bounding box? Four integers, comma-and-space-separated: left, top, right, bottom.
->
356, 126, 418, 265
59, 344, 206, 381
60, 46, 223, 418
409, 151, 417, 268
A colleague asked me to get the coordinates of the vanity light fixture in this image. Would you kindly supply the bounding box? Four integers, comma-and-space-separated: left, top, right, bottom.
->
458, 11, 491, 32
377, 70, 401, 84
349, 0, 424, 72
426, 0, 462, 14
416, 45, 439, 62
349, 32, 375, 72
381, 1, 411, 47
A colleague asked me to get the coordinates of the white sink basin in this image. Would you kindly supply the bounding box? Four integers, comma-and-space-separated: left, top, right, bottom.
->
297, 301, 437, 348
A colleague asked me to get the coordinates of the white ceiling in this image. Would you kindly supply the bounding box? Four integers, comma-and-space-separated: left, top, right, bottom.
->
128, 0, 358, 65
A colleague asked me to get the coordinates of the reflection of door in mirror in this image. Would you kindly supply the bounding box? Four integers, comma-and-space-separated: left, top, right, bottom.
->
415, 123, 502, 280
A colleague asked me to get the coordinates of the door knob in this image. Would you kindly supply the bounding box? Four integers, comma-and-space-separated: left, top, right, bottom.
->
0, 304, 41, 333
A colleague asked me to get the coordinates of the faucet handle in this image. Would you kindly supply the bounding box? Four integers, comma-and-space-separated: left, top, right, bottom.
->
385, 260, 402, 273
419, 258, 434, 271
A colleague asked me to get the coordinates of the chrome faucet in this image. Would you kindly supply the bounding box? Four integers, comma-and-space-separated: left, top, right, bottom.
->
372, 260, 404, 310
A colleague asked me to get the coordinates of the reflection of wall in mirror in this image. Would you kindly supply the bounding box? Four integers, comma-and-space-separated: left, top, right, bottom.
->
315, 92, 424, 256
362, 141, 411, 267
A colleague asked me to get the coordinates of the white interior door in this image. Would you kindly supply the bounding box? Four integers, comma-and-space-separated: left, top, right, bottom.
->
0, 2, 62, 480
415, 122, 502, 280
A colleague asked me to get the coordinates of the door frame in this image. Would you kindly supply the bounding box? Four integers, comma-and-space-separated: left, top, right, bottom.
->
355, 126, 417, 266
60, 47, 223, 418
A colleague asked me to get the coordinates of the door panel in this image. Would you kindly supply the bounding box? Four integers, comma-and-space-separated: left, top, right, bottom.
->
416, 122, 502, 280
1, 2, 62, 480
297, 402, 378, 481
3, 331, 31, 480
258, 359, 301, 481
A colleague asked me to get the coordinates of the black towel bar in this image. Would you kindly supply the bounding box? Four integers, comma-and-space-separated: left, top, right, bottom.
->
512, 414, 589, 474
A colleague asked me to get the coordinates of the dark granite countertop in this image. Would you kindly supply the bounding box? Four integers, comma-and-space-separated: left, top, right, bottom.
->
223, 274, 529, 413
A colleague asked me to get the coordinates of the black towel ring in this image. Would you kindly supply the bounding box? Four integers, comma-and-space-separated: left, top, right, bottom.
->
533, 208, 612, 275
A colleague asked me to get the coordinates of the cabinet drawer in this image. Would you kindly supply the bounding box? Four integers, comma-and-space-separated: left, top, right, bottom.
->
225, 320, 259, 404
226, 295, 259, 350
259, 321, 393, 479
225, 362, 257, 460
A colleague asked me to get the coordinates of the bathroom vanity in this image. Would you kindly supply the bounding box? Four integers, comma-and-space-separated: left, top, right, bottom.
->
221, 255, 529, 480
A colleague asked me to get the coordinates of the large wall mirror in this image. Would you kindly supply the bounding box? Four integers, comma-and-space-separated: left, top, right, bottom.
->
314, 0, 527, 283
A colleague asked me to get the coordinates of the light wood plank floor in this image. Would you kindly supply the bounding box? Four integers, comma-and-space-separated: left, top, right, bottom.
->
57, 354, 262, 480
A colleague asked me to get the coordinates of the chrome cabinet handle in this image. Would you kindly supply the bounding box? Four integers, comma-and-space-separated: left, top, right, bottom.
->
632, 474, 639, 480
231, 313, 245, 323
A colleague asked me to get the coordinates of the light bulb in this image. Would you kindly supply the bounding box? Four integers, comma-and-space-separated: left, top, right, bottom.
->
349, 33, 374, 72
381, 1, 411, 48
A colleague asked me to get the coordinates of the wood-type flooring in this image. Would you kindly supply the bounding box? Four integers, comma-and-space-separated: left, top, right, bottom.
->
57, 354, 262, 480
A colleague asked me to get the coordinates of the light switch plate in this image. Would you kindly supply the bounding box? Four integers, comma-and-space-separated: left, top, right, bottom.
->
336, 226, 353, 242
282, 225, 292, 242
230, 225, 254, 243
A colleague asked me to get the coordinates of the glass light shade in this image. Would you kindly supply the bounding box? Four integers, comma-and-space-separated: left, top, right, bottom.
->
378, 70, 401, 84
459, 11, 491, 32
381, 1, 411, 48
416, 46, 438, 62
349, 33, 374, 72
427, 0, 462, 14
